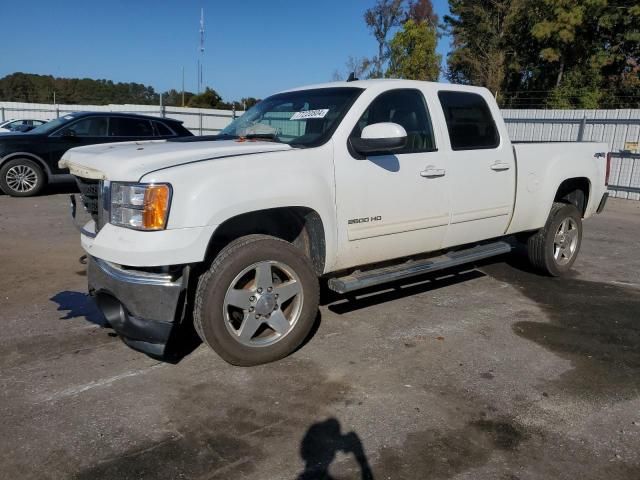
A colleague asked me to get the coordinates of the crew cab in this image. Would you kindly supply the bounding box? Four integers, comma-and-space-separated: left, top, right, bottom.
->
0, 112, 192, 196
60, 80, 609, 365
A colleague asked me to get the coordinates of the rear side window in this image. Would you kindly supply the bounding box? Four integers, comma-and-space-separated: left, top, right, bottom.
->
154, 121, 175, 137
109, 117, 154, 137
438, 91, 499, 150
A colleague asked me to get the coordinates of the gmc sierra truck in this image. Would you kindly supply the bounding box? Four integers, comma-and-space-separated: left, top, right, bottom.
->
60, 79, 609, 366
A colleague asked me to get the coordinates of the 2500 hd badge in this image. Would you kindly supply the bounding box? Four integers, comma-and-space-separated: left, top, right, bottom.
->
348, 216, 383, 225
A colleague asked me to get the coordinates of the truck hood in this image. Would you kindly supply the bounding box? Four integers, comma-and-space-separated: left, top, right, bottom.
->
59, 139, 293, 181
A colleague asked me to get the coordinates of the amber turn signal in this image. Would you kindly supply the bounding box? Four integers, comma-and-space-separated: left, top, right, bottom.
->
142, 184, 171, 230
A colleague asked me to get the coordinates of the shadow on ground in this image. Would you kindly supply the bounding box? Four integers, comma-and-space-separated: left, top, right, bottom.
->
322, 267, 486, 314
484, 260, 640, 400
297, 418, 373, 480
50, 290, 107, 326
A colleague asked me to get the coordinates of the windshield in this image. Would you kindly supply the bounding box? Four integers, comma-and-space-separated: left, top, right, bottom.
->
219, 87, 363, 147
27, 115, 78, 135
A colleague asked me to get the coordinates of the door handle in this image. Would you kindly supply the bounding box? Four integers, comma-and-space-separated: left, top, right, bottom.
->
420, 167, 446, 178
490, 162, 511, 171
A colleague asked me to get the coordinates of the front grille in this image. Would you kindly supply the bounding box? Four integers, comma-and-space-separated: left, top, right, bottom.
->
76, 177, 100, 224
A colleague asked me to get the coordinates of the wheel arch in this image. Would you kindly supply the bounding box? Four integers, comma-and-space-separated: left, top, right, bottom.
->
203, 207, 327, 276
554, 177, 591, 216
0, 152, 52, 178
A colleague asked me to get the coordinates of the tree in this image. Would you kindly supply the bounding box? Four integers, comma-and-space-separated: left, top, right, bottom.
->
386, 19, 441, 81
446, 0, 639, 108
406, 0, 438, 25
240, 97, 260, 109
445, 0, 520, 96
332, 56, 373, 80
187, 87, 222, 108
364, 0, 405, 78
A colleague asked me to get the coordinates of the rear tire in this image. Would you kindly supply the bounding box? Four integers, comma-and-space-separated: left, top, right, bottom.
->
526, 202, 582, 276
193, 234, 320, 366
0, 158, 46, 197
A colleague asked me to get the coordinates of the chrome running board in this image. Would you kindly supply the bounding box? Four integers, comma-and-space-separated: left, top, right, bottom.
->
328, 241, 512, 294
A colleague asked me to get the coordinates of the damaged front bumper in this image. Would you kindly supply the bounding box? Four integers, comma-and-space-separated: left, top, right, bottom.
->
88, 255, 189, 357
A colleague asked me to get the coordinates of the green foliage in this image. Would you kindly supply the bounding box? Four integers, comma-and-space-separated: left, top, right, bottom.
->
337, 0, 438, 80
0, 73, 256, 111
386, 19, 440, 81
187, 87, 222, 109
0, 72, 159, 105
445, 0, 519, 95
446, 0, 640, 108
364, 0, 406, 78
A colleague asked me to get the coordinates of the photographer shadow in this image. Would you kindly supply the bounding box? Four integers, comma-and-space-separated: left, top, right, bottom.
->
298, 418, 374, 480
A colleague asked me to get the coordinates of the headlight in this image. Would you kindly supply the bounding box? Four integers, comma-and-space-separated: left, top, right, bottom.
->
110, 183, 171, 231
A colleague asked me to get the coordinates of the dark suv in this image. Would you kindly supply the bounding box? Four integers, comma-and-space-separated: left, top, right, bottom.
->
0, 112, 193, 196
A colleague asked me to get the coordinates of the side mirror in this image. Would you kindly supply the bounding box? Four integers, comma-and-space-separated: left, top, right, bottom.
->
350, 122, 407, 156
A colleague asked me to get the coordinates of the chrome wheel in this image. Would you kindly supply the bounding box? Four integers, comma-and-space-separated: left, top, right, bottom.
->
223, 260, 303, 347
553, 217, 579, 265
5, 164, 38, 193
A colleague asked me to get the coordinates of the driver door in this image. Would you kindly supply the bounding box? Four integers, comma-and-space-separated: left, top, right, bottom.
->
333, 88, 450, 268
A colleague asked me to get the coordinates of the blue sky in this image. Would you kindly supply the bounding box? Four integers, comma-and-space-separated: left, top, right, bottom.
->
1, 0, 451, 102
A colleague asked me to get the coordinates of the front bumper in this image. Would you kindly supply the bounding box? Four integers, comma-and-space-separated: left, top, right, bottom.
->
88, 255, 189, 357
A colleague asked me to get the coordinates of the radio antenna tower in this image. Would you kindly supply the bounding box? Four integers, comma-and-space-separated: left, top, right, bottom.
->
197, 8, 205, 94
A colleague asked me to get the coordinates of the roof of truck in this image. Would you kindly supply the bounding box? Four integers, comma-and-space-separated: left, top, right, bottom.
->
281, 78, 489, 95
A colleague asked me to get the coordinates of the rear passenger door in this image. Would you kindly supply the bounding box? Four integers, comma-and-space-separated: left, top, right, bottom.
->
437, 90, 516, 248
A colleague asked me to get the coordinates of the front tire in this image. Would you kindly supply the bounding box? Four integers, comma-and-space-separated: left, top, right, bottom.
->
194, 234, 320, 366
526, 202, 583, 276
0, 158, 46, 197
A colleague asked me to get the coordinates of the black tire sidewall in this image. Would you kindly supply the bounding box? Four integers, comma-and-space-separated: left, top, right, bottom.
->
196, 237, 319, 366
0, 158, 45, 197
543, 204, 582, 276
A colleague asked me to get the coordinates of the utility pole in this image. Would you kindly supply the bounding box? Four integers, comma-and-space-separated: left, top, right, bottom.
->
182, 66, 185, 107
198, 8, 205, 94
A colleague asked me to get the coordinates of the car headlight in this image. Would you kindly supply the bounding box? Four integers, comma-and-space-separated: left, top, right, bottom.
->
110, 183, 171, 231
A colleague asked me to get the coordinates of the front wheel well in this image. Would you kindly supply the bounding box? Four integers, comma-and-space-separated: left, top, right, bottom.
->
0, 154, 50, 179
554, 177, 590, 216
203, 207, 326, 275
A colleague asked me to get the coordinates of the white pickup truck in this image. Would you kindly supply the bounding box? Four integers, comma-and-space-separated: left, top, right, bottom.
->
60, 79, 609, 365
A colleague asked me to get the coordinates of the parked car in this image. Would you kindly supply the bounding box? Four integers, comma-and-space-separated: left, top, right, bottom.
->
61, 79, 609, 365
0, 119, 48, 133
0, 112, 193, 196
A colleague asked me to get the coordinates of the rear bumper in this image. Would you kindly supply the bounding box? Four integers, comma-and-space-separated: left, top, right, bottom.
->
88, 255, 189, 357
597, 192, 608, 214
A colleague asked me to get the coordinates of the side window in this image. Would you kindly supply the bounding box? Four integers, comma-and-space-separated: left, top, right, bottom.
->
109, 117, 154, 137
438, 91, 499, 150
351, 89, 436, 155
62, 117, 108, 137
154, 121, 174, 137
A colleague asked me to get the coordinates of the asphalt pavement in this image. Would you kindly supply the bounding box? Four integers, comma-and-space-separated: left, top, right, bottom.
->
1, 189, 639, 480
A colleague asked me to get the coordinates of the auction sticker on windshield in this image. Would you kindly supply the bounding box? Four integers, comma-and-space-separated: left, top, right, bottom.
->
290, 109, 329, 120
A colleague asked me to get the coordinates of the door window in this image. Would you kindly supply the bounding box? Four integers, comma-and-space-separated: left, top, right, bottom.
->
109, 117, 154, 137
153, 121, 175, 137
352, 89, 436, 154
438, 91, 500, 150
61, 117, 108, 137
